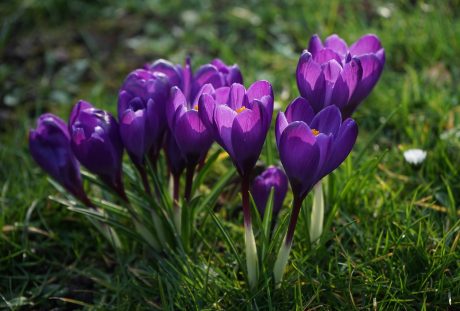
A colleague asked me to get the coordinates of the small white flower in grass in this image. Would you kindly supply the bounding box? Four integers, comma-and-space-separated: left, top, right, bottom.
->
403, 149, 427, 165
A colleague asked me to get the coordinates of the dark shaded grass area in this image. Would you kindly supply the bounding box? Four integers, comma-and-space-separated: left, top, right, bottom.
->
1, 0, 460, 309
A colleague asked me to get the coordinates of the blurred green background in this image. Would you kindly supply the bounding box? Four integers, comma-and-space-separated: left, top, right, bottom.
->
1, 0, 460, 309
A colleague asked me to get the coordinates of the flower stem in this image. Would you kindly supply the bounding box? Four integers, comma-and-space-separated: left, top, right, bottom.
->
241, 176, 252, 227
285, 195, 303, 246
241, 176, 258, 288
273, 195, 302, 284
135, 163, 151, 196
173, 174, 181, 235
309, 181, 324, 243
184, 164, 195, 202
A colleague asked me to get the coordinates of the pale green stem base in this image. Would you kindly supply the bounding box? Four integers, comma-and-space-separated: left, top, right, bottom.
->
134, 219, 160, 251
173, 206, 182, 236
151, 209, 167, 248
273, 238, 292, 284
88, 210, 123, 250
245, 222, 259, 289
309, 181, 324, 243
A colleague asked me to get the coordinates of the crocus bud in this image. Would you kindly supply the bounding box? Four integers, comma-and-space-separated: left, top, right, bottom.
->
297, 33, 385, 119
251, 166, 288, 218
69, 100, 126, 199
29, 113, 90, 205
118, 69, 170, 166
199, 81, 274, 177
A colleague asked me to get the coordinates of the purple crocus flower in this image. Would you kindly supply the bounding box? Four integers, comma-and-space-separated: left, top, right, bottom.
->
273, 98, 358, 283
199, 81, 273, 287
29, 113, 91, 206
118, 69, 170, 167
198, 81, 274, 178
297, 34, 385, 118
166, 85, 214, 168
251, 166, 288, 218
146, 57, 243, 103
210, 58, 244, 86
150, 57, 243, 201
69, 100, 127, 200
276, 97, 358, 199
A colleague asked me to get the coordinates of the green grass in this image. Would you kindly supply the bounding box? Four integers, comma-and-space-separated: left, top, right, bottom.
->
1, 0, 460, 309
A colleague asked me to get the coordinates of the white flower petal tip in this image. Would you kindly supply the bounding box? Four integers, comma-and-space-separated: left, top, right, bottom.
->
403, 149, 427, 165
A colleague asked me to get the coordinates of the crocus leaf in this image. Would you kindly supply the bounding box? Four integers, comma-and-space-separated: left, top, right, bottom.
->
191, 148, 222, 194
261, 187, 275, 261
209, 212, 243, 271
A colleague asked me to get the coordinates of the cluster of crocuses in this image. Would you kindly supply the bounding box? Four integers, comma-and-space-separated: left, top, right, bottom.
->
29, 33, 384, 288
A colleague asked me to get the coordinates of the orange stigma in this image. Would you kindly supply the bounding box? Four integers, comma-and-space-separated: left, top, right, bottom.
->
236, 106, 246, 114
193, 105, 199, 111
311, 128, 320, 136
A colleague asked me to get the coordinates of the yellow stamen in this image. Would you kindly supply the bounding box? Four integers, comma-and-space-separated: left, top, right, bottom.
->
236, 106, 246, 114
311, 128, 320, 136
193, 105, 199, 111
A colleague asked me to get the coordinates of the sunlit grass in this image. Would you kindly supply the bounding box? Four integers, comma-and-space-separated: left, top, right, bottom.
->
1, 0, 459, 309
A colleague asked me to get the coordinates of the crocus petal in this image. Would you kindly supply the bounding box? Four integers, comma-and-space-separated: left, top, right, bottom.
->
167, 87, 187, 128
214, 104, 237, 157
211, 58, 227, 69
324, 34, 348, 58
215, 86, 230, 105
322, 118, 358, 176
340, 58, 363, 101
120, 109, 146, 164
347, 54, 384, 117
279, 122, 319, 196
322, 59, 343, 108
117, 90, 134, 117
308, 34, 323, 55
148, 59, 182, 87
349, 34, 383, 56
69, 100, 93, 130
330, 74, 350, 110
192, 83, 215, 108
310, 105, 342, 137
247, 80, 273, 102
165, 132, 186, 176
285, 97, 315, 124
231, 104, 265, 176
227, 65, 244, 84
252, 176, 270, 217
296, 51, 326, 112
376, 48, 386, 65
173, 110, 213, 164
275, 112, 289, 147
193, 64, 223, 99
254, 96, 274, 132
322, 59, 343, 83
145, 98, 161, 145
313, 48, 343, 65
228, 83, 248, 110
313, 133, 333, 182
198, 93, 217, 135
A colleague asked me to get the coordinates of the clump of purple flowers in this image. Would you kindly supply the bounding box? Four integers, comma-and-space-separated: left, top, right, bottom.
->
29, 33, 384, 289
